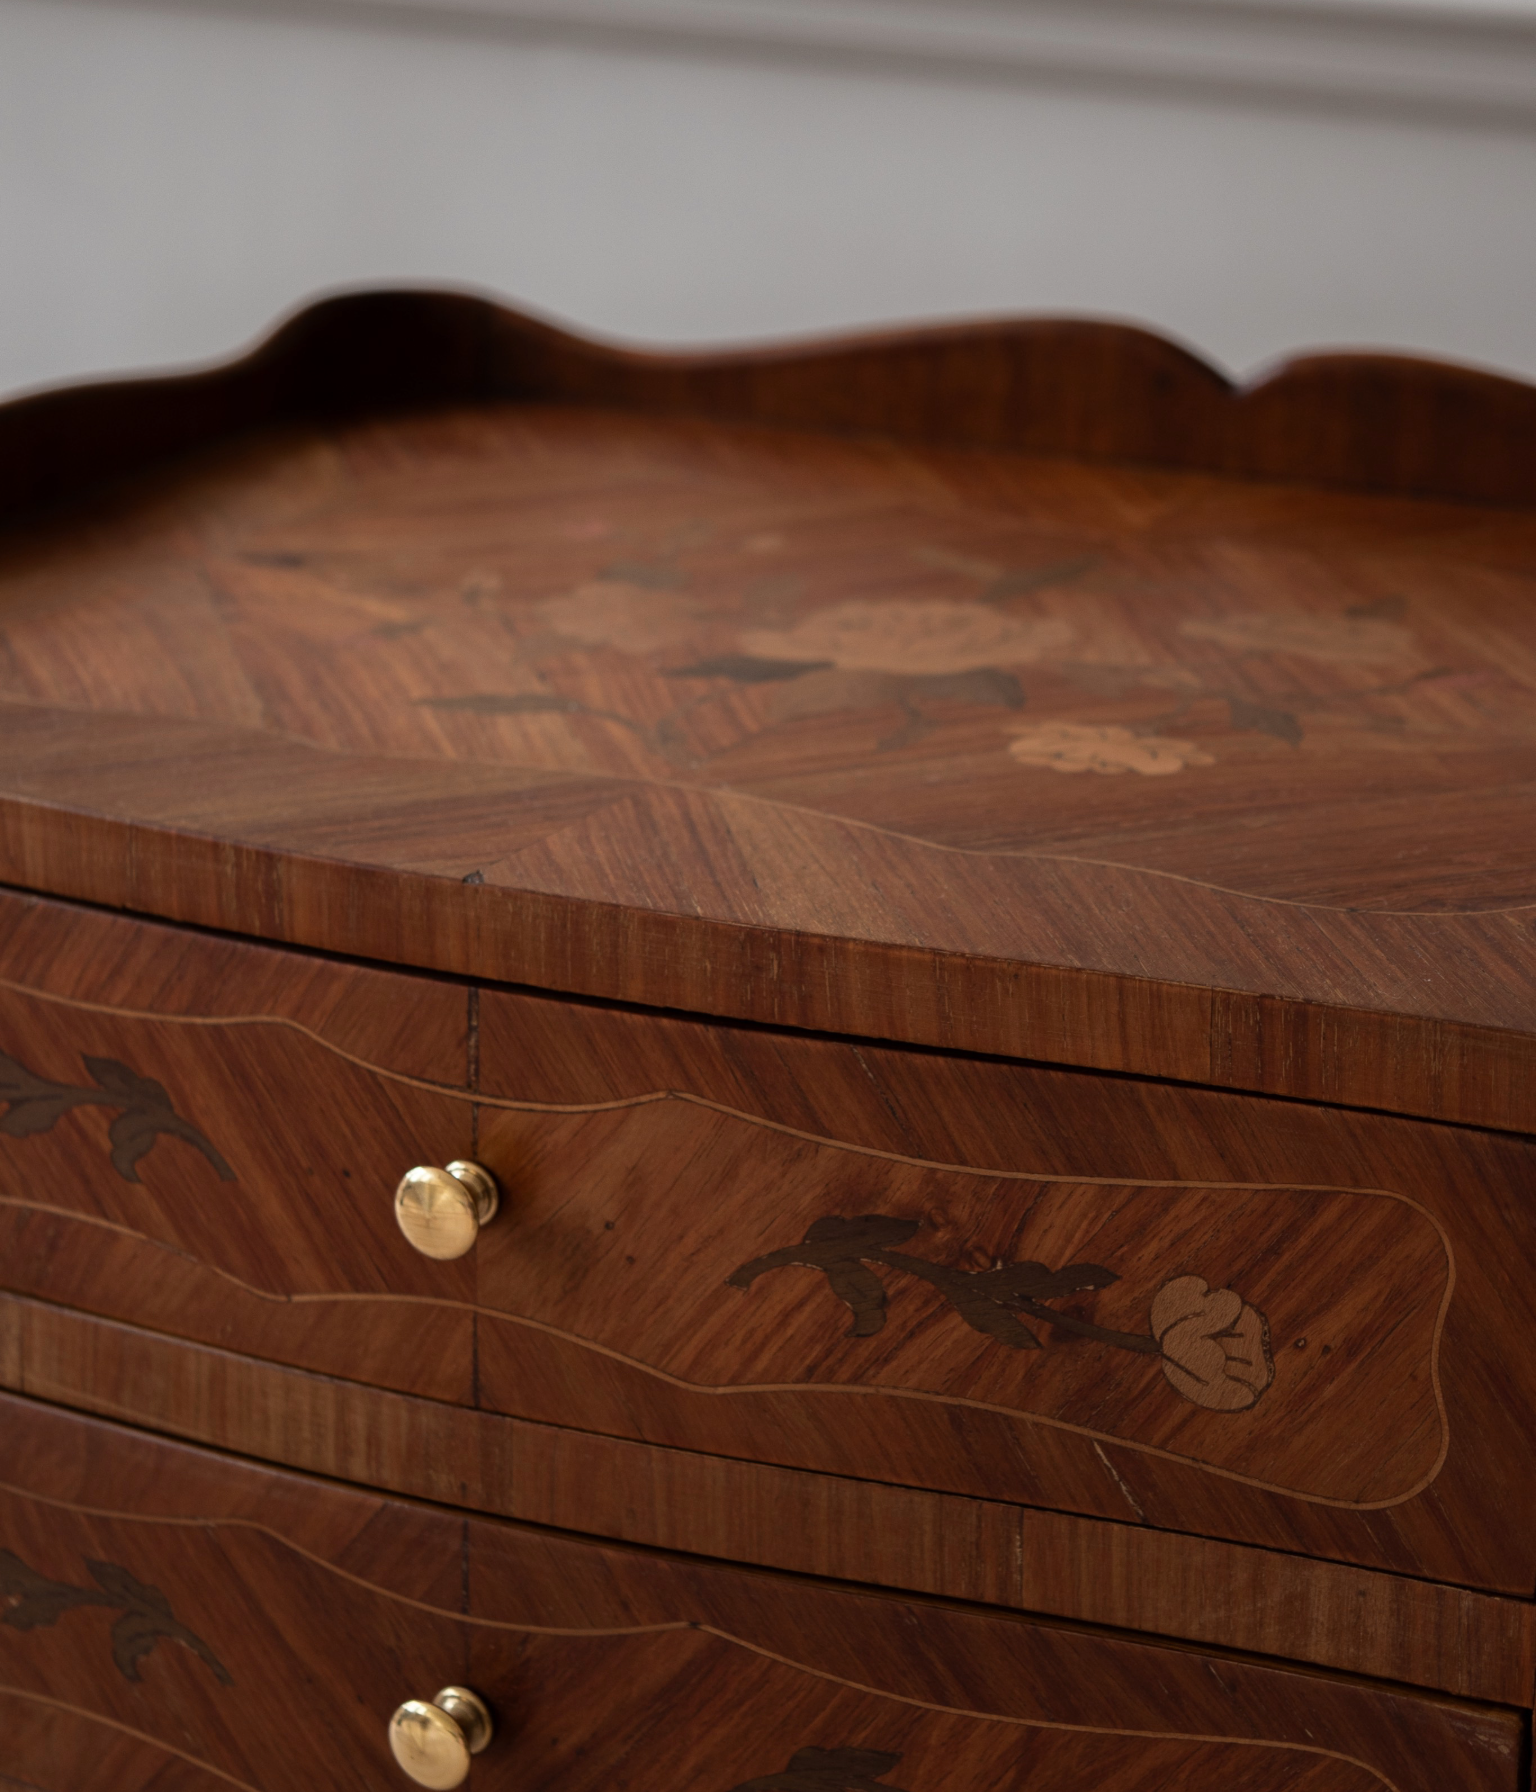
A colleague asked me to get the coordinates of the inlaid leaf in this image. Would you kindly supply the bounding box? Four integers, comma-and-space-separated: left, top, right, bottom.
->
903, 668, 1025, 709
418, 693, 583, 715
803, 1215, 919, 1252
925, 1269, 1043, 1350
728, 1745, 908, 1792
83, 1057, 166, 1105
726, 1215, 918, 1331
89, 1560, 233, 1686
0, 1551, 105, 1630
1227, 695, 1303, 746
87, 1560, 169, 1611
106, 1607, 232, 1686
0, 1094, 79, 1136
0, 1048, 234, 1182
107, 1109, 171, 1182
110, 1609, 176, 1683
667, 655, 831, 683
822, 1260, 891, 1338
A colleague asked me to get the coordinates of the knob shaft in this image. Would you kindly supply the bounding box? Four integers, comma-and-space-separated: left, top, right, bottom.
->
388, 1684, 494, 1787
394, 1160, 500, 1260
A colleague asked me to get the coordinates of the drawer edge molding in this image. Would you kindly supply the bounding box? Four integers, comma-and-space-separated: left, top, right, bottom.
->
5, 799, 1535, 1136
0, 1300, 1526, 1707
0, 1482, 1419, 1792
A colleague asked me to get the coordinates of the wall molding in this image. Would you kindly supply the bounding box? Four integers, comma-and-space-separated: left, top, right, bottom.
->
145, 0, 1536, 120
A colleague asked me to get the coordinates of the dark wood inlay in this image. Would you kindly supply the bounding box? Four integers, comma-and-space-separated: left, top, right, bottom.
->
3, 1308, 1529, 1704
727, 1748, 908, 1792
728, 1215, 1274, 1412
3, 300, 1536, 1127
0, 1393, 1523, 1792
0, 1550, 230, 1685
4, 891, 1533, 1592
0, 1050, 232, 1184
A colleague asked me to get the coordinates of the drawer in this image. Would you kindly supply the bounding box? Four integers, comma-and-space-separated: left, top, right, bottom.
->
0, 1393, 1523, 1792
0, 899, 481, 1400
5, 889, 1536, 1593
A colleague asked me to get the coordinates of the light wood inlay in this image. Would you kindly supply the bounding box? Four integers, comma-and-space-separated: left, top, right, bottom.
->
0, 1302, 1527, 1707
3, 888, 1536, 1591
0, 1394, 1525, 1792
4, 297, 1536, 1128
6, 301, 1536, 1790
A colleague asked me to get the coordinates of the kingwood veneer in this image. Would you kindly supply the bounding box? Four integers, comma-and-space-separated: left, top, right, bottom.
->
0, 1396, 1524, 1792
0, 887, 1532, 1597
4, 1293, 1529, 1706
2, 292, 1535, 1787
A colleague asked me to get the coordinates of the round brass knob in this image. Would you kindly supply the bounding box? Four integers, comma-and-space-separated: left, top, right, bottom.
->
394, 1160, 500, 1260
388, 1684, 494, 1788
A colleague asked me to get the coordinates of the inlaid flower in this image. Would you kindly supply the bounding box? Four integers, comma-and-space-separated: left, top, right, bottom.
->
742, 599, 1071, 676
536, 582, 701, 653
1006, 721, 1214, 776
730, 1217, 1278, 1417
1150, 1275, 1275, 1411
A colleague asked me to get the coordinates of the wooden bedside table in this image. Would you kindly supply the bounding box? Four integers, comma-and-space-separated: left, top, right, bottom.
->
1, 290, 1533, 1791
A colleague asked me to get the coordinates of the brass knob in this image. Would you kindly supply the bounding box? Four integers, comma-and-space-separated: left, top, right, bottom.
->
388, 1684, 494, 1787
394, 1160, 499, 1260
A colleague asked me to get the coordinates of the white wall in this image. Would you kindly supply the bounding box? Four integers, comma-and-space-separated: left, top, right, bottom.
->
4, 0, 1536, 400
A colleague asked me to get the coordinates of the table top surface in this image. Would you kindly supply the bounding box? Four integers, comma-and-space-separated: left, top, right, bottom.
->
3, 293, 1534, 1128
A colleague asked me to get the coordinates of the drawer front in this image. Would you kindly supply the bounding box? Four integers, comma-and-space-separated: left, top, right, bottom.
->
0, 891, 479, 1404
0, 1702, 231, 1792
0, 1394, 1522, 1792
4, 890, 1536, 1593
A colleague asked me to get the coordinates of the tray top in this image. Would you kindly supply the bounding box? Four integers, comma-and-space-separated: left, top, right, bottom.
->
2, 292, 1534, 1131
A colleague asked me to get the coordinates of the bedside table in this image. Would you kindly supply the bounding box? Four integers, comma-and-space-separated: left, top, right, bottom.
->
1, 290, 1533, 1791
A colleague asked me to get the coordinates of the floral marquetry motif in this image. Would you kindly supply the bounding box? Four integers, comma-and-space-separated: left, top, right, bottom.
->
3, 300, 1536, 1792
729, 1219, 1274, 1414
3, 313, 1536, 1131
0, 1549, 230, 1685
0, 1048, 233, 1183
726, 1748, 909, 1792
1004, 721, 1216, 775
0, 1397, 1523, 1792
7, 385, 1536, 932
460, 1098, 1450, 1510
1150, 1277, 1274, 1412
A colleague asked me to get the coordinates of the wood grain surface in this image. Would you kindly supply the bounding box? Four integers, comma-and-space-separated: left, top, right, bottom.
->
6, 288, 1536, 516
1, 298, 1535, 1127
3, 889, 1536, 1592
3, 1298, 1530, 1708
0, 1700, 233, 1792
0, 1392, 1525, 1792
